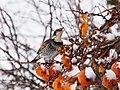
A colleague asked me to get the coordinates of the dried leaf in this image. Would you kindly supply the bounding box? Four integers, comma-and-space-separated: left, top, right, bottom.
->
64, 83, 72, 90
102, 74, 118, 90
61, 54, 71, 67
80, 14, 88, 20
80, 21, 88, 37
98, 65, 105, 73
53, 75, 64, 90
111, 61, 120, 78
35, 66, 49, 81
64, 45, 70, 51
78, 69, 92, 87
80, 14, 88, 37
49, 64, 59, 79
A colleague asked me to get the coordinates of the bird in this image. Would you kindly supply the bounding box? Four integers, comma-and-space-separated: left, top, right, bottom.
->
31, 27, 64, 66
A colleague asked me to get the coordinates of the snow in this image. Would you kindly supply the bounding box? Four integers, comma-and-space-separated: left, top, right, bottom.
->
63, 39, 72, 45
92, 30, 116, 41
64, 52, 69, 56
87, 54, 92, 58
105, 70, 116, 80
93, 30, 100, 36
24, 87, 31, 90
76, 56, 81, 59
109, 49, 118, 59
106, 57, 112, 63
78, 38, 82, 42
52, 63, 62, 71
95, 58, 105, 64
87, 47, 92, 52
84, 58, 90, 65
40, 64, 46, 70
12, 61, 21, 68
92, 30, 105, 41
71, 57, 77, 63
89, 85, 97, 90
65, 65, 80, 77
85, 67, 96, 81
73, 44, 78, 52
0, 61, 12, 70
118, 83, 120, 90
106, 49, 118, 63
70, 81, 77, 90
111, 24, 120, 36
104, 33, 115, 40
116, 62, 120, 69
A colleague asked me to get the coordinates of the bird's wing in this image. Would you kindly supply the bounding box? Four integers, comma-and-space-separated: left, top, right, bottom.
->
41, 39, 52, 48
37, 39, 53, 54
30, 54, 41, 63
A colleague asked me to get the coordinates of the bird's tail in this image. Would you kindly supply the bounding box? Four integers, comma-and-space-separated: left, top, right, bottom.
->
30, 55, 41, 63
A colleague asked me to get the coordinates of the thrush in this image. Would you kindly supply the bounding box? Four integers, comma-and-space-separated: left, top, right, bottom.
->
31, 27, 64, 65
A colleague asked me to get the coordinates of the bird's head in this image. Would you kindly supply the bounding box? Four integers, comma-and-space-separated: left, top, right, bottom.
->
52, 27, 64, 42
